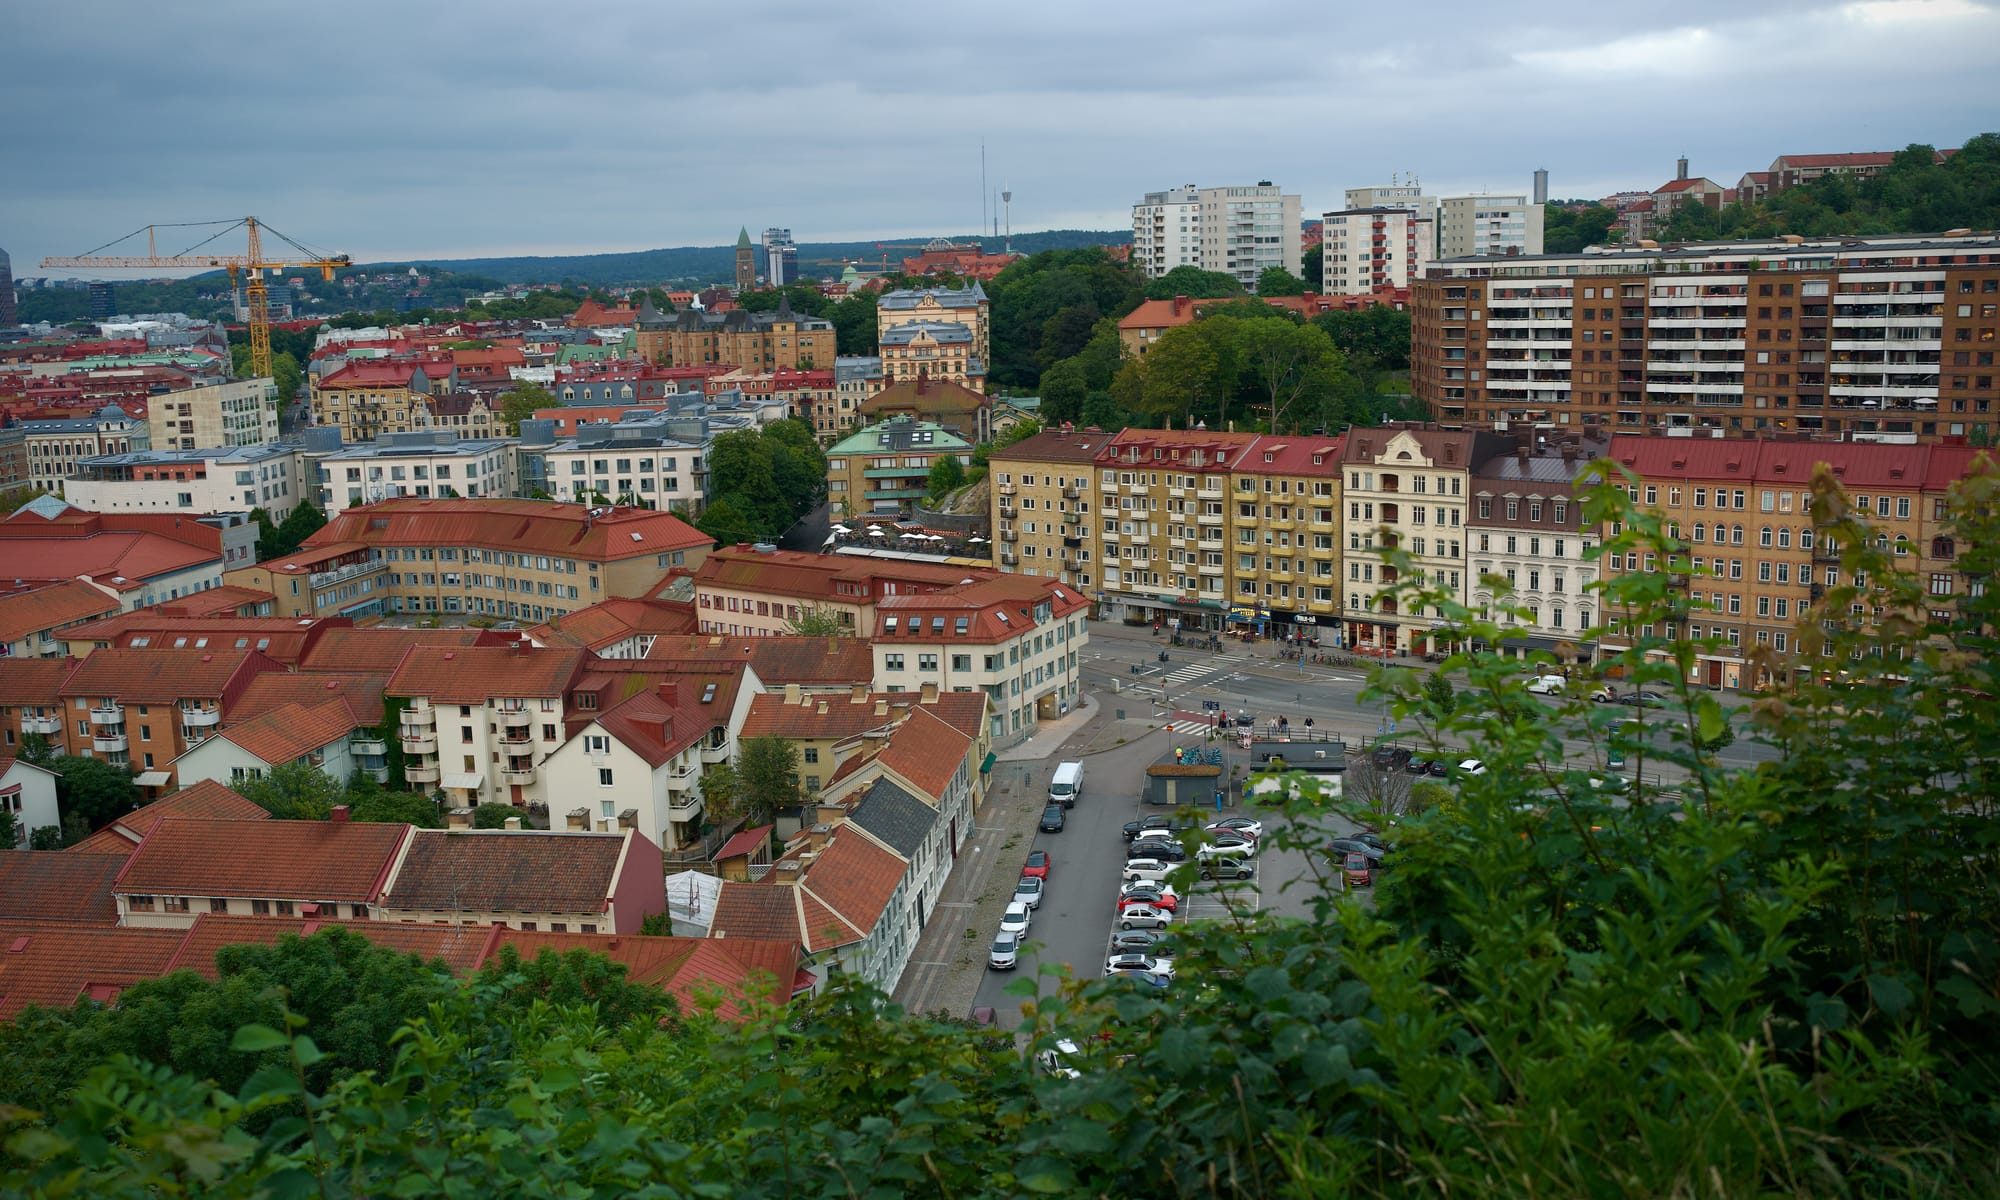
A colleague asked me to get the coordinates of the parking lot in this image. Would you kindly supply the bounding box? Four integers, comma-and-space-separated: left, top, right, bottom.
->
968, 730, 1367, 1028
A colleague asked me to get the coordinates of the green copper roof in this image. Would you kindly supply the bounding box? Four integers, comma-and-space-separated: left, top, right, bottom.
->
737, 227, 752, 249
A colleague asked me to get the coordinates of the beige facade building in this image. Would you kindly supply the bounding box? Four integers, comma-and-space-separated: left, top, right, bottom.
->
876, 285, 990, 391
225, 498, 712, 622
987, 428, 1118, 588
308, 361, 440, 444
147, 379, 280, 451
824, 418, 973, 520
23, 407, 150, 492
635, 299, 836, 371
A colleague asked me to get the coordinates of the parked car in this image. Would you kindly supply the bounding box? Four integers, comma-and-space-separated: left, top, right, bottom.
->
1329, 837, 1388, 862
1121, 858, 1176, 884
1123, 815, 1196, 841
1022, 850, 1052, 879
1117, 903, 1175, 930
1105, 952, 1176, 978
1526, 674, 1566, 695
1105, 970, 1173, 992
1615, 690, 1671, 708
1456, 758, 1488, 777
1117, 883, 1179, 912
989, 930, 1021, 970
1405, 756, 1437, 775
1199, 834, 1258, 858
1342, 851, 1375, 887
1038, 804, 1066, 833
1126, 833, 1191, 862
1426, 759, 1450, 777
1349, 831, 1389, 852
1000, 902, 1032, 938
1371, 745, 1413, 770
1205, 817, 1263, 839
1199, 857, 1255, 881
1013, 875, 1044, 910
1037, 1038, 1083, 1078
1108, 929, 1168, 954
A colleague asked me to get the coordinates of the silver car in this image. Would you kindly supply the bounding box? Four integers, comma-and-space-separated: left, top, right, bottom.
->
1000, 901, 1032, 938
1013, 875, 1044, 910
989, 930, 1021, 970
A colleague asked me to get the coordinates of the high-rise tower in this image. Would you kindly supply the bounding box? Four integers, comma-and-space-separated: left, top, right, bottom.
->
734, 227, 756, 292
0, 247, 15, 327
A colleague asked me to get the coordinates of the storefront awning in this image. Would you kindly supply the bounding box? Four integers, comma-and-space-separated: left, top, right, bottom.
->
979, 752, 997, 775
133, 771, 172, 787
442, 772, 483, 790
1342, 615, 1400, 630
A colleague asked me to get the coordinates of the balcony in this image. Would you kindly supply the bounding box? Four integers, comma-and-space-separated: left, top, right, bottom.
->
402, 706, 435, 727
999, 529, 1018, 542
92, 731, 128, 753
400, 732, 438, 754
666, 790, 704, 817
350, 735, 387, 756
1062, 485, 1080, 500
89, 706, 123, 726
1001, 551, 1019, 567
307, 558, 381, 591
501, 763, 536, 785
1100, 478, 1118, 493
998, 501, 1017, 518
500, 729, 533, 747
1197, 511, 1223, 526
20, 714, 61, 735
1266, 515, 1295, 531
1197, 487, 1223, 500
997, 482, 1016, 496
498, 706, 533, 729
179, 706, 221, 727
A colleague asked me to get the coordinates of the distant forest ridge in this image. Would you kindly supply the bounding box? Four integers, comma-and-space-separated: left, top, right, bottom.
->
377, 229, 1133, 287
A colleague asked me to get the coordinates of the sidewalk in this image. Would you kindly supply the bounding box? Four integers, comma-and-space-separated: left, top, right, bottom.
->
891, 693, 1118, 1018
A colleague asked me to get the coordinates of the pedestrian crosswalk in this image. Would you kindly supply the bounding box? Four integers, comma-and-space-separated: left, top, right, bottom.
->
1162, 656, 1244, 688
1166, 719, 1218, 736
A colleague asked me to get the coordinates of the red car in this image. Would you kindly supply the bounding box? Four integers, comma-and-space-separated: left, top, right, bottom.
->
1021, 850, 1051, 880
1116, 887, 1179, 913
1342, 852, 1374, 888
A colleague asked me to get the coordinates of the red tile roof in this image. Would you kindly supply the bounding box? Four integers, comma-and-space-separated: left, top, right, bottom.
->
386, 644, 586, 703
1234, 434, 1346, 475
316, 360, 429, 389
62, 614, 345, 665
59, 647, 280, 704
875, 573, 1090, 643
0, 923, 188, 1018
300, 498, 710, 564
0, 853, 125, 923
228, 671, 388, 727
149, 585, 276, 617
0, 529, 219, 592
694, 546, 980, 605
875, 707, 972, 801
108, 779, 268, 844
713, 824, 774, 861
1654, 177, 1716, 194
295, 627, 507, 674
791, 829, 905, 952
644, 635, 877, 687
527, 597, 698, 651
1096, 428, 1259, 470
0, 580, 121, 645
381, 830, 631, 915
0, 656, 80, 705
491, 930, 801, 1021
739, 690, 915, 741
589, 684, 712, 767
1117, 296, 1205, 331
1772, 152, 1900, 170
708, 881, 807, 943
115, 818, 410, 902
211, 699, 360, 765
986, 428, 1120, 465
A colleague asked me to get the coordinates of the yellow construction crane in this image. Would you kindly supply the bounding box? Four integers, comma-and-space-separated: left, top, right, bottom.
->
43, 217, 350, 381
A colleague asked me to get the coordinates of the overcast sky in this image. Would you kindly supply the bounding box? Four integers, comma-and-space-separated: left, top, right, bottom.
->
3, 0, 1995, 273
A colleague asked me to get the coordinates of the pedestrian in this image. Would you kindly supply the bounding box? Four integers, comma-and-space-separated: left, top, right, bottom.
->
1304, 717, 1314, 730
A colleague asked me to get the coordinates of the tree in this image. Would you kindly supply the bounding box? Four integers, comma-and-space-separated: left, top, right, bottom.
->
926, 453, 966, 501
1037, 358, 1087, 425
1301, 243, 1324, 290
1137, 326, 1219, 427
29, 825, 64, 851
0, 809, 15, 851
498, 382, 556, 435
1238, 319, 1345, 433
472, 945, 677, 1030
346, 788, 444, 828
472, 802, 518, 829
1422, 670, 1459, 716
274, 502, 326, 556
783, 606, 849, 638
698, 759, 742, 830
1144, 265, 1244, 300
827, 293, 879, 357
1543, 204, 1620, 254
1256, 266, 1309, 297
50, 754, 141, 831
736, 736, 803, 825
16, 732, 54, 767
234, 761, 343, 821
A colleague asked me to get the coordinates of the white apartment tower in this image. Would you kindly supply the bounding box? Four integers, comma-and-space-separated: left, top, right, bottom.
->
1133, 182, 1303, 290
1321, 207, 1433, 295
1437, 194, 1545, 259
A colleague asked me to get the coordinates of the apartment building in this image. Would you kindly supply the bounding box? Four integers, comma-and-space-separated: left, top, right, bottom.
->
857, 375, 991, 445
1436, 194, 1544, 260
1594, 435, 1988, 691
171, 697, 367, 790
0, 580, 120, 661
739, 686, 990, 798
1321, 207, 1433, 295
1345, 184, 1439, 235
825, 418, 973, 520
308, 361, 441, 443
113, 815, 411, 929
226, 498, 712, 622
145, 379, 279, 451
692, 546, 989, 638
411, 391, 502, 440
1132, 183, 1303, 288
523, 414, 705, 514
1410, 232, 2000, 441
378, 827, 665, 935
824, 357, 885, 443
988, 427, 1117, 587
1092, 429, 1257, 628
0, 498, 231, 611
1230, 435, 1346, 634
635, 298, 836, 371
54, 647, 280, 786
876, 285, 990, 391
1341, 425, 1509, 656
387, 643, 586, 807
61, 445, 306, 522
871, 574, 1090, 741
23, 406, 150, 492
1466, 434, 1608, 662
306, 431, 518, 517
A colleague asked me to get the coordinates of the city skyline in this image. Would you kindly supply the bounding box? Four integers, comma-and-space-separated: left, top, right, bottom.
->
2, 0, 1995, 272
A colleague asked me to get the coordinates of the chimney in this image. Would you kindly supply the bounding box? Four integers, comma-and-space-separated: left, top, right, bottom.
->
816, 802, 846, 827
919, 681, 939, 704
806, 822, 833, 851
875, 700, 889, 716
330, 804, 351, 823
850, 684, 868, 703
772, 860, 803, 886
1676, 156, 1689, 181
565, 806, 589, 830
1172, 294, 1188, 316
504, 816, 522, 831
448, 806, 474, 829
784, 682, 802, 705
516, 638, 531, 656
657, 680, 678, 705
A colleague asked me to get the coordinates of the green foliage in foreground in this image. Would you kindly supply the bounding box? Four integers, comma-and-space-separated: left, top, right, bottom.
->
5, 466, 2000, 1196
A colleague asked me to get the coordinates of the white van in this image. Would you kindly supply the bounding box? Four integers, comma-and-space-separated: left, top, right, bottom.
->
1049, 761, 1084, 808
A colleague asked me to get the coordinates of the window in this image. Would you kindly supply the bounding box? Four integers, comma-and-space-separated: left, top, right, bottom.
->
804, 748, 819, 764
884, 653, 905, 670
598, 768, 614, 787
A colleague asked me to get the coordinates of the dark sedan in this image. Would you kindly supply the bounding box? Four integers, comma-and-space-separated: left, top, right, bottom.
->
1039, 804, 1066, 833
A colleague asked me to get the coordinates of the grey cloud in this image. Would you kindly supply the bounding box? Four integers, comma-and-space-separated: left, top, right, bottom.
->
2, 0, 1993, 270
